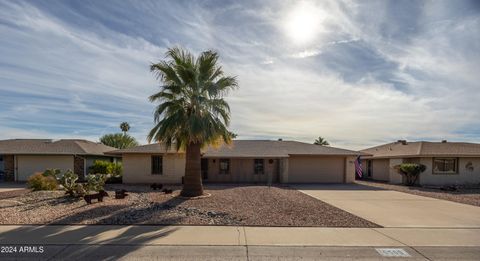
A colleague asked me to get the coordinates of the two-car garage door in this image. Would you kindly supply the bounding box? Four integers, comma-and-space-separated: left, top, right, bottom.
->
288, 156, 345, 183
16, 155, 74, 181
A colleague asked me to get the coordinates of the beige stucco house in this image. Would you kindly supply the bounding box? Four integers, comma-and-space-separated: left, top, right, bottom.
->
110, 140, 360, 184
360, 140, 480, 186
0, 139, 119, 181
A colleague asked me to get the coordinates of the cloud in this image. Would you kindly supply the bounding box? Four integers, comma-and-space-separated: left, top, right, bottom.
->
0, 0, 478, 150
290, 49, 322, 58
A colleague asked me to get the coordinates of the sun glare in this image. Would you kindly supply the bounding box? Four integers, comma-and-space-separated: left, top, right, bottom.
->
284, 1, 325, 45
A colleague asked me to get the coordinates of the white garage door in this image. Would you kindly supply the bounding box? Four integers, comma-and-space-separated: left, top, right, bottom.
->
17, 155, 74, 181
288, 156, 345, 183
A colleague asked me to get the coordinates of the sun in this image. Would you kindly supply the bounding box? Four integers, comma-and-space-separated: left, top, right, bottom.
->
284, 1, 325, 45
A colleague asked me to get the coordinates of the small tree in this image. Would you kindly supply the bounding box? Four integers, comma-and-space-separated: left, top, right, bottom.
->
314, 137, 329, 146
100, 133, 139, 149
396, 163, 426, 186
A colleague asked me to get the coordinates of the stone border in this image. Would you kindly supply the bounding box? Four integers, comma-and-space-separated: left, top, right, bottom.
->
175, 193, 212, 200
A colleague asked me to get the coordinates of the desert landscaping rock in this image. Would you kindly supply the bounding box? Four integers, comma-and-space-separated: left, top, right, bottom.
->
0, 188, 29, 200
0, 184, 379, 227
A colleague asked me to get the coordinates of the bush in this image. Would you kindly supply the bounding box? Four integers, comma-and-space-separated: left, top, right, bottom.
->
396, 163, 427, 186
42, 168, 62, 180
27, 173, 58, 191
88, 160, 122, 184
89, 161, 110, 174
107, 162, 122, 176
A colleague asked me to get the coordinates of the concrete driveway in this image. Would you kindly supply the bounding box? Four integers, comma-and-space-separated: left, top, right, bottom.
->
294, 184, 480, 228
0, 182, 26, 192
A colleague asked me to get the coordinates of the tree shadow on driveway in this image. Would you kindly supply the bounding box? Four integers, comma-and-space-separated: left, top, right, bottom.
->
0, 224, 179, 260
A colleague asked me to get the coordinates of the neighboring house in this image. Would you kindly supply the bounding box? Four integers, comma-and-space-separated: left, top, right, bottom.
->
360, 140, 480, 186
0, 139, 119, 181
109, 140, 360, 184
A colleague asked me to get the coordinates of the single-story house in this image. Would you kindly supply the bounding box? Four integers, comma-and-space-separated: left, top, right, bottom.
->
0, 139, 119, 181
360, 140, 480, 186
109, 140, 361, 184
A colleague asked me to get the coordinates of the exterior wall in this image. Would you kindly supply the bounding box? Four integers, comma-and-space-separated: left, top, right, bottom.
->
371, 159, 390, 181
388, 158, 404, 184
122, 153, 185, 184
205, 158, 279, 183
16, 155, 74, 181
287, 156, 345, 183
344, 156, 356, 183
279, 158, 289, 183
3, 155, 15, 181
419, 157, 480, 186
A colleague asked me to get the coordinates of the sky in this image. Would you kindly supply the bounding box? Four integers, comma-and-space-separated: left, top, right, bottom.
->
0, 0, 479, 150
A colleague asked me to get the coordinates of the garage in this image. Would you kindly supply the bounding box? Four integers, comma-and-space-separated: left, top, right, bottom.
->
287, 155, 346, 183
16, 155, 74, 181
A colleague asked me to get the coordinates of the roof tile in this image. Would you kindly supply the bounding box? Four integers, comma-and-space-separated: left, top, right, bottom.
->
0, 139, 116, 156
110, 140, 360, 157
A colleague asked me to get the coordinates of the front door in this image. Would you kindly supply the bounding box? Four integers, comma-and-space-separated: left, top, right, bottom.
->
201, 158, 208, 180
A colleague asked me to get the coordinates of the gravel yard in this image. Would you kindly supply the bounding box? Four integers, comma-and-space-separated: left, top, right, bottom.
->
0, 184, 378, 227
0, 188, 29, 200
356, 180, 480, 207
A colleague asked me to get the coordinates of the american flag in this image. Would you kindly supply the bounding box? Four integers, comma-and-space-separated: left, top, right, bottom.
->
355, 156, 363, 178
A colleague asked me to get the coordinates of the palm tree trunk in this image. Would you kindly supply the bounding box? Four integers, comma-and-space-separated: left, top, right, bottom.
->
180, 142, 204, 197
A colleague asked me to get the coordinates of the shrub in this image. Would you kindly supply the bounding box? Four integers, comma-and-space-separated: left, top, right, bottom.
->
89, 160, 110, 174
396, 163, 427, 186
89, 160, 122, 184
28, 173, 58, 191
42, 168, 62, 180
107, 162, 122, 176
89, 161, 122, 175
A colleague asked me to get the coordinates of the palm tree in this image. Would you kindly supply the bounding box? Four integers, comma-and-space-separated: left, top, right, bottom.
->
148, 47, 238, 197
314, 136, 330, 146
100, 133, 139, 149
120, 122, 130, 134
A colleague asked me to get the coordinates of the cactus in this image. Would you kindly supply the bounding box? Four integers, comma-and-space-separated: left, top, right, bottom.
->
83, 174, 108, 194
59, 170, 79, 197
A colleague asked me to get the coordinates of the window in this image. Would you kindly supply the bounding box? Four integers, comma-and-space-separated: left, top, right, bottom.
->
151, 156, 163, 175
433, 158, 457, 174
254, 159, 264, 174
219, 159, 230, 174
